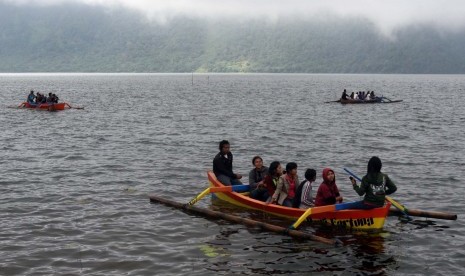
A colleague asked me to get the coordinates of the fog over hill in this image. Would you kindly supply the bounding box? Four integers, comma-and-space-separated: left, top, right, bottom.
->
1, 1, 465, 73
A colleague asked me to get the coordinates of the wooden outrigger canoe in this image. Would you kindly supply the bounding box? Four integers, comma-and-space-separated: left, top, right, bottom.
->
326, 98, 403, 104
338, 98, 403, 104
19, 102, 68, 111
341, 98, 403, 104
207, 171, 390, 230
17, 102, 84, 111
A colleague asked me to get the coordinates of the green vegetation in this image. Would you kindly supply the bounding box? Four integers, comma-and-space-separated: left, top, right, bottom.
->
1, 3, 465, 73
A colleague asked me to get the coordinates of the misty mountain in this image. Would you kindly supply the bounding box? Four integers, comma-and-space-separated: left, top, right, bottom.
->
1, 2, 465, 73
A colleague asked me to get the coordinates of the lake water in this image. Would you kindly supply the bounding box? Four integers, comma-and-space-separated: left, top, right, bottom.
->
0, 73, 464, 275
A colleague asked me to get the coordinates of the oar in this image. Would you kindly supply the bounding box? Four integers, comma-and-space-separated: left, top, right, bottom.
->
186, 184, 250, 206
289, 203, 353, 229
388, 207, 457, 220
324, 99, 341, 103
343, 168, 412, 221
65, 103, 84, 109
381, 96, 393, 102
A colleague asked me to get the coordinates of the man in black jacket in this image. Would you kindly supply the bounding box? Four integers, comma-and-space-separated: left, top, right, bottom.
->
213, 140, 242, 185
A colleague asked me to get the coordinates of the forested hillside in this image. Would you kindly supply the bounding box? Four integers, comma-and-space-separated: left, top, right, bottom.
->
1, 2, 465, 73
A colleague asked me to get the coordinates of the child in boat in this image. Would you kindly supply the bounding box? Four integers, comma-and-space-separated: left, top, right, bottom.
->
314, 168, 343, 206
263, 161, 283, 203
248, 156, 269, 202
347, 156, 397, 209
271, 162, 299, 207
293, 168, 316, 209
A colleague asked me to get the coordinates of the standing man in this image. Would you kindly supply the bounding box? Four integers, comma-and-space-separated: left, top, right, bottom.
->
213, 140, 242, 185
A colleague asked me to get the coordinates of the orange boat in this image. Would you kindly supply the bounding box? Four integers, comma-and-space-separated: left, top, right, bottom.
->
207, 171, 391, 230
19, 102, 68, 111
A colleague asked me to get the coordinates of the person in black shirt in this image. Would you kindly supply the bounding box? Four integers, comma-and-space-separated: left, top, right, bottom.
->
213, 140, 242, 185
341, 89, 349, 100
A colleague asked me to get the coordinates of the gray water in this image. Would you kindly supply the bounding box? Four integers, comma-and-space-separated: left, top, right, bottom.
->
0, 73, 464, 275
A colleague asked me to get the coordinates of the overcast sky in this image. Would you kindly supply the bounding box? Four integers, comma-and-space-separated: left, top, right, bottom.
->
4, 0, 465, 35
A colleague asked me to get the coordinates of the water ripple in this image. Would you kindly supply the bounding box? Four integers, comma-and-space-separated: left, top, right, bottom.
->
0, 73, 464, 275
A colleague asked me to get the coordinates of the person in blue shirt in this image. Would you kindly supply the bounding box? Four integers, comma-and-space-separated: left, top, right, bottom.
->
27, 90, 36, 104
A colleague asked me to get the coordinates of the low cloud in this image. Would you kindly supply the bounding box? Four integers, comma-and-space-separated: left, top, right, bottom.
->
4, 0, 465, 35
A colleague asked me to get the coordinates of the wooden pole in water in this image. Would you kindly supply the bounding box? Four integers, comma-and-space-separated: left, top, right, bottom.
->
389, 208, 457, 220
149, 195, 341, 246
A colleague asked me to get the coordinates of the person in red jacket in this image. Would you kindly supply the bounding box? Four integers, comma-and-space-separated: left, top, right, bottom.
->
314, 168, 343, 206
262, 161, 283, 202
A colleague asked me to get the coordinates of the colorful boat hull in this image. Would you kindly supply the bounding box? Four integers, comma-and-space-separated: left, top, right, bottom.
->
21, 102, 67, 111
208, 171, 390, 230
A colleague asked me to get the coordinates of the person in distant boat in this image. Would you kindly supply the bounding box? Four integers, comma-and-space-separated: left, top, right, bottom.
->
35, 93, 42, 104
263, 161, 283, 203
350, 92, 355, 99
272, 162, 299, 207
293, 168, 317, 209
36, 93, 46, 104
314, 168, 343, 206
46, 93, 53, 103
346, 156, 397, 209
213, 140, 242, 186
52, 94, 59, 103
341, 89, 349, 100
369, 91, 376, 100
354, 92, 359, 100
27, 90, 36, 104
248, 156, 269, 202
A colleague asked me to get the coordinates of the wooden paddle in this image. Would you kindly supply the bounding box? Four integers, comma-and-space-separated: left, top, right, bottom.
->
65, 103, 84, 109
343, 168, 412, 221
381, 96, 393, 102
325, 99, 341, 103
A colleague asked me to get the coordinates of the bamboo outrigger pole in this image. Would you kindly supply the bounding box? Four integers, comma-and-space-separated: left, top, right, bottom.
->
388, 208, 457, 220
149, 194, 342, 246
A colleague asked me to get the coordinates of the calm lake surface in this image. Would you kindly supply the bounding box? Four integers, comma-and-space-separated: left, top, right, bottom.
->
0, 73, 464, 275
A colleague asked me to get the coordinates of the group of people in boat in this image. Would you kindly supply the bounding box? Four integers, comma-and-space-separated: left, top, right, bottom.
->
27, 90, 59, 104
341, 89, 379, 101
213, 140, 397, 210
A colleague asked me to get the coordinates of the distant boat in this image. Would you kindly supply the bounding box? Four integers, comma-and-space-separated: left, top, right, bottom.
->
19, 102, 67, 111
340, 98, 403, 104
326, 97, 403, 104
17, 102, 83, 111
